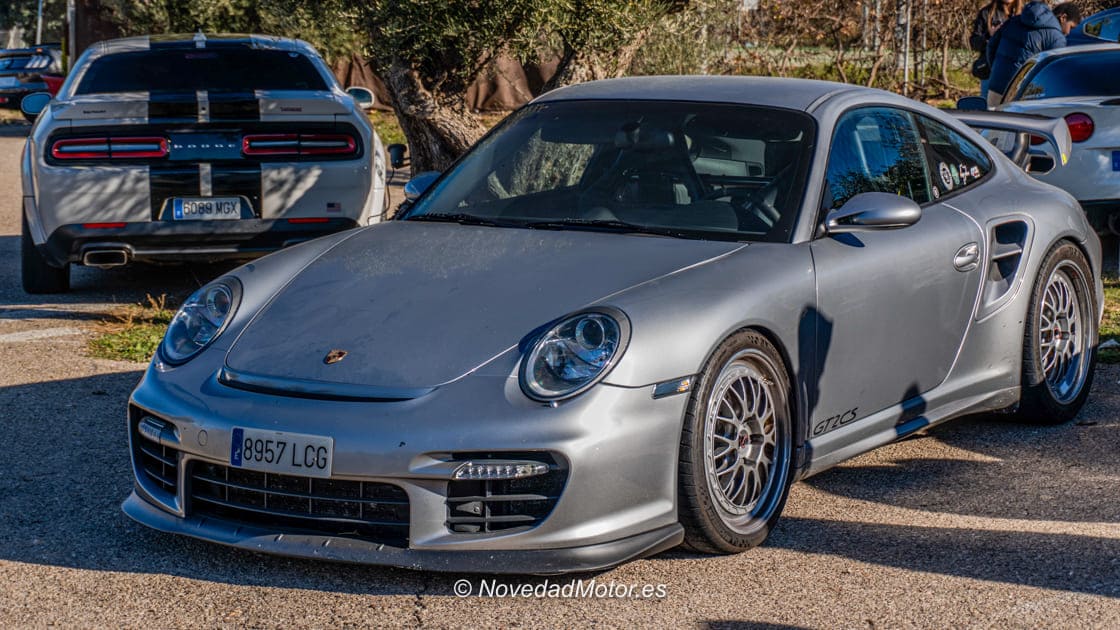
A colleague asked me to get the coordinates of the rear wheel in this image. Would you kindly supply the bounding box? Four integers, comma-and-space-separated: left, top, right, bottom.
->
21, 213, 69, 294
678, 330, 794, 553
1017, 242, 1095, 424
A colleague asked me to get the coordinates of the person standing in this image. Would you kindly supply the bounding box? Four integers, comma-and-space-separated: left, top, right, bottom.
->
986, 1, 1081, 107
970, 0, 1023, 99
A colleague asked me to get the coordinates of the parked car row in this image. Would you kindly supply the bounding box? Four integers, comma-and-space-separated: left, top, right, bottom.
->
0, 44, 64, 119
16, 27, 1112, 574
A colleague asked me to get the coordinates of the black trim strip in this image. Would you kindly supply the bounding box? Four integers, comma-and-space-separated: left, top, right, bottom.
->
149, 165, 201, 220
210, 91, 260, 121
211, 163, 262, 217
148, 91, 198, 121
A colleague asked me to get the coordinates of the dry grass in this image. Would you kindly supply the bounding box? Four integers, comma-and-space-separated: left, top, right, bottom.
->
87, 294, 176, 363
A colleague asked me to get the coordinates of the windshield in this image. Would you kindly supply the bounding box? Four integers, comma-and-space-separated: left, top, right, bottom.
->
1018, 52, 1120, 100
74, 47, 329, 95
405, 100, 816, 242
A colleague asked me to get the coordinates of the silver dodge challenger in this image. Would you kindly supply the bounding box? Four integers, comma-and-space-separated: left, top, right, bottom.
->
124, 77, 1103, 574
20, 34, 386, 294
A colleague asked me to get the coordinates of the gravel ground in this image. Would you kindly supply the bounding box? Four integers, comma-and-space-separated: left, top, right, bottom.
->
0, 124, 1118, 628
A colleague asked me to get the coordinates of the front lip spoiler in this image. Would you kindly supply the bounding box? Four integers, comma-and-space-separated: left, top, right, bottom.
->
122, 491, 684, 575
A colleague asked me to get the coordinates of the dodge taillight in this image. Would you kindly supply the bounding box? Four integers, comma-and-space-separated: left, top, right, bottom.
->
241, 133, 357, 157
1064, 113, 1094, 143
51, 136, 169, 160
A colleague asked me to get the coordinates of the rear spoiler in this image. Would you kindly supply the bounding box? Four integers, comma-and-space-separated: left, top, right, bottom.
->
948, 110, 1072, 172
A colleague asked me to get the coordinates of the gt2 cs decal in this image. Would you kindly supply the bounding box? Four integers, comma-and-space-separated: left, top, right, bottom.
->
812, 407, 859, 437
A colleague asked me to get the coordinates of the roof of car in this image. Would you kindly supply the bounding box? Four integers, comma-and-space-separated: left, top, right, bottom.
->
83, 33, 316, 59
1030, 42, 1120, 63
534, 76, 864, 111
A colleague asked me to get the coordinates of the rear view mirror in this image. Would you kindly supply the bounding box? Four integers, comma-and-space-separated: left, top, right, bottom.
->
387, 143, 408, 169
826, 192, 922, 234
404, 171, 440, 201
956, 96, 988, 111
20, 92, 51, 118
346, 86, 375, 110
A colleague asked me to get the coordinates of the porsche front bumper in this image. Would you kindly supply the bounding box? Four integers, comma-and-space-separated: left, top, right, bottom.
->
123, 357, 690, 574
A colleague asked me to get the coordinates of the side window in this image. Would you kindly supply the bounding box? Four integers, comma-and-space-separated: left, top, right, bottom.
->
914, 115, 993, 199
824, 107, 931, 210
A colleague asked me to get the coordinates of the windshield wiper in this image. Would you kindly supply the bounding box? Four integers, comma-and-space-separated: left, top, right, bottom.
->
406, 213, 525, 228
523, 219, 694, 239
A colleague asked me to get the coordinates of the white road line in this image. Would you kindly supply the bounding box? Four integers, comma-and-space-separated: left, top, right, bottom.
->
0, 327, 83, 343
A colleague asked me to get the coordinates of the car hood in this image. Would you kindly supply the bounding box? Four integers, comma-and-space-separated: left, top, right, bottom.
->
223, 221, 743, 392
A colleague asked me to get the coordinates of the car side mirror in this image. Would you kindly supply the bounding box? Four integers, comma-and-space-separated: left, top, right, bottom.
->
346, 86, 375, 110
20, 92, 51, 118
404, 171, 440, 201
387, 143, 408, 169
956, 96, 988, 111
826, 192, 922, 234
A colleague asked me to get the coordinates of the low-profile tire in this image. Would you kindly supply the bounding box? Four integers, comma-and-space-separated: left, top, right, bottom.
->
1016, 241, 1096, 424
21, 213, 69, 294
678, 330, 794, 554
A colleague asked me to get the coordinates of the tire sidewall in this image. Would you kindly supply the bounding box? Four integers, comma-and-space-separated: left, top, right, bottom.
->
679, 330, 794, 552
1021, 242, 1096, 423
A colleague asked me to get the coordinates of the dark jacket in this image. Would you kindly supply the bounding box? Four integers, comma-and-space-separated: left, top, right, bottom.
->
987, 1, 1066, 95
969, 4, 1013, 53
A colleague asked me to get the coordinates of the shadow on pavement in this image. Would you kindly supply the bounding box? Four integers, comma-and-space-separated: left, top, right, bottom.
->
1, 370, 1118, 598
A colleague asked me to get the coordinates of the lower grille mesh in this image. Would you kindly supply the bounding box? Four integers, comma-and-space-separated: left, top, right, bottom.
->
190, 462, 410, 545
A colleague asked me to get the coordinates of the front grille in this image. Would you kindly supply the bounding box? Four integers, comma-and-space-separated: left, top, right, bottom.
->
132, 414, 179, 496
446, 453, 567, 534
189, 462, 410, 546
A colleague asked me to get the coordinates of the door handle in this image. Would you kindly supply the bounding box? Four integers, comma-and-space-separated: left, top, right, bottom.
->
953, 242, 980, 272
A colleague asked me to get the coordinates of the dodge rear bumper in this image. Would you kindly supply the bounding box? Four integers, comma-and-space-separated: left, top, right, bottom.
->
41, 218, 359, 267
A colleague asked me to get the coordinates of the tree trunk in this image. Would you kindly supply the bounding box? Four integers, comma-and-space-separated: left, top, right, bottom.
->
543, 33, 649, 92
383, 58, 487, 174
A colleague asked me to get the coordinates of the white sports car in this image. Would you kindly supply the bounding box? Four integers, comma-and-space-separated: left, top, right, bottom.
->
991, 43, 1120, 235
19, 33, 387, 293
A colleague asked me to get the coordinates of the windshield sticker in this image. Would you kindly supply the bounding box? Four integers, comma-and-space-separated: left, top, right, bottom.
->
939, 162, 953, 190
970, 165, 981, 179
932, 186, 941, 199
950, 164, 960, 187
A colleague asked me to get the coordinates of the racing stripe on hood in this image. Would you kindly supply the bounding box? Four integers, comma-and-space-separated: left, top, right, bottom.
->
209, 91, 261, 120
148, 91, 198, 121
149, 165, 201, 220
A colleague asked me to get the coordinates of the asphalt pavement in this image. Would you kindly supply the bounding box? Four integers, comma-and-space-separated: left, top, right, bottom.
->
0, 122, 1117, 628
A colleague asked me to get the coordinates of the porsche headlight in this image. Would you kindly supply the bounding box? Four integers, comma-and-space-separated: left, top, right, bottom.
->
159, 278, 242, 365
520, 308, 630, 401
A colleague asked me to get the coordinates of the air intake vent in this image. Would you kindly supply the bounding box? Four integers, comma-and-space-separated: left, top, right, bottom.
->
980, 219, 1030, 317
446, 453, 567, 534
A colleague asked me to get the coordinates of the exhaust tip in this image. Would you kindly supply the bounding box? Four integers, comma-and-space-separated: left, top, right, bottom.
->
82, 249, 130, 268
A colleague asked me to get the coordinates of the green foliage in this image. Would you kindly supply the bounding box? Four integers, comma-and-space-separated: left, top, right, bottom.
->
1101, 276, 1120, 364
87, 294, 176, 363
0, 0, 67, 44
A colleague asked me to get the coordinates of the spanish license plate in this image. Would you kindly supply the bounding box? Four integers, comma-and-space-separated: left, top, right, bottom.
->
229, 427, 334, 478
1113, 151, 1120, 172
172, 197, 241, 221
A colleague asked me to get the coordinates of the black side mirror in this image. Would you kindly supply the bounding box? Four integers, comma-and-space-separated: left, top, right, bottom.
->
20, 92, 52, 118
956, 96, 988, 111
387, 144, 408, 169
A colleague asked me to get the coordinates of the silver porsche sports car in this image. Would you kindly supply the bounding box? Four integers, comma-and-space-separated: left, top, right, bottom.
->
20, 34, 387, 294
124, 77, 1103, 574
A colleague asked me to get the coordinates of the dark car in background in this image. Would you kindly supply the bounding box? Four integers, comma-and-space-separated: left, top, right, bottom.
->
0, 45, 64, 117
1068, 7, 1120, 45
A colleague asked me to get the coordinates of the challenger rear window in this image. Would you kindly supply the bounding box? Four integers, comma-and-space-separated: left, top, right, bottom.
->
1017, 52, 1120, 100
74, 47, 329, 94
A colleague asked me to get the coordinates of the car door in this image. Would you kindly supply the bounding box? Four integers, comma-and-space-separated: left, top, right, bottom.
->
808, 107, 985, 438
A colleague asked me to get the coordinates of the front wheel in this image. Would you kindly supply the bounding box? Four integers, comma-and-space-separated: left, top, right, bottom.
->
1017, 241, 1096, 424
678, 330, 794, 553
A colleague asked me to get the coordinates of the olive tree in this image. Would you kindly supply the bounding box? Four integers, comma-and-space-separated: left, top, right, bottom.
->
358, 0, 689, 173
